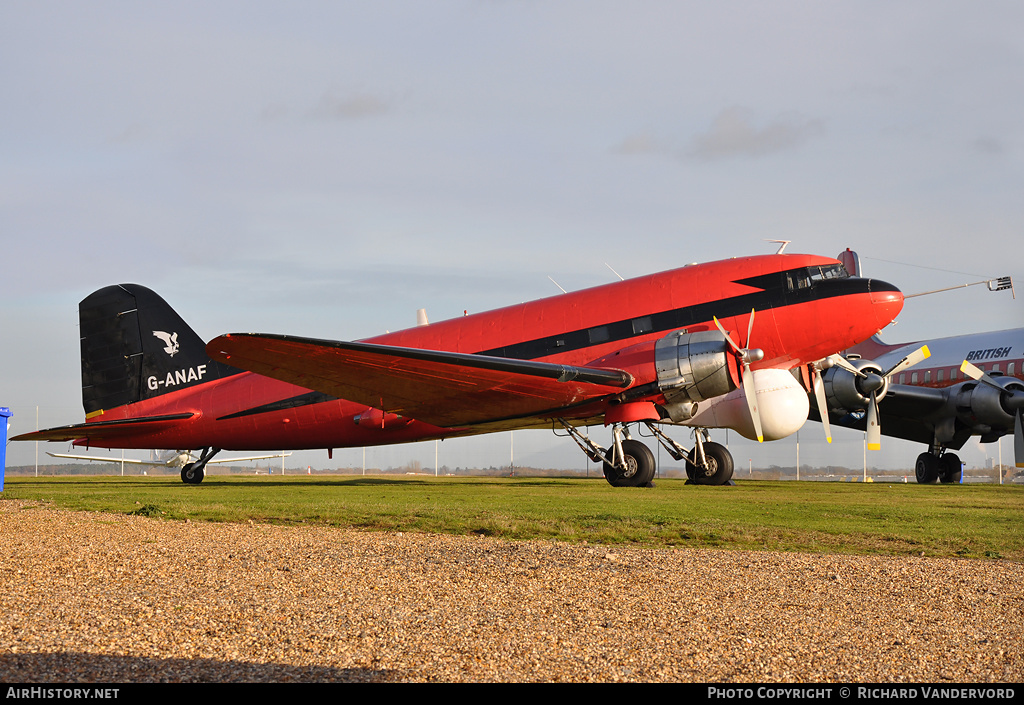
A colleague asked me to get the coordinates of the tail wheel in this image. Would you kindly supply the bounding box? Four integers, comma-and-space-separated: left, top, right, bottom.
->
686, 441, 734, 485
181, 463, 205, 484
915, 453, 939, 484
603, 439, 656, 487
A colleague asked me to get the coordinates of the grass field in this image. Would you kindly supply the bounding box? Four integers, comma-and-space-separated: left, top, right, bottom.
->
2, 475, 1021, 560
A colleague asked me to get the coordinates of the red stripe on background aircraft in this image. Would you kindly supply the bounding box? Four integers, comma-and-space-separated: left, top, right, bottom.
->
15, 252, 904, 485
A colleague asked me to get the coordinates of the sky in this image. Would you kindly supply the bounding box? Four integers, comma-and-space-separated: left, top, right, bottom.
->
2, 1, 1022, 473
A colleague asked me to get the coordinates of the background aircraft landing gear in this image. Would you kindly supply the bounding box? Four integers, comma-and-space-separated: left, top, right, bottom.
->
915, 452, 940, 484
939, 452, 962, 484
916, 447, 962, 484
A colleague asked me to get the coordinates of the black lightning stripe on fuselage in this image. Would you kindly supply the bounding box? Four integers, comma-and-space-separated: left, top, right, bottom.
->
215, 269, 888, 421
476, 270, 877, 359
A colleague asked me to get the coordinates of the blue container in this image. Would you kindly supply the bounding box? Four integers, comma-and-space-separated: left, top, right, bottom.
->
0, 407, 11, 492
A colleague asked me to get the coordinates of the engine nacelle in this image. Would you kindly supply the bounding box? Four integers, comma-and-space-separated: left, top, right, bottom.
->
953, 379, 1024, 431
821, 358, 889, 413
654, 330, 737, 422
684, 368, 810, 441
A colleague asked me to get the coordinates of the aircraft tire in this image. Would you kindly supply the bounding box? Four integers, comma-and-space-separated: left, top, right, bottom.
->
603, 439, 655, 487
915, 453, 939, 484
181, 464, 206, 484
686, 442, 734, 485
939, 453, 962, 484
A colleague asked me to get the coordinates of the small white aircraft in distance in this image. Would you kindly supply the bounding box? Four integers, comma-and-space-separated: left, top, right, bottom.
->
47, 449, 291, 469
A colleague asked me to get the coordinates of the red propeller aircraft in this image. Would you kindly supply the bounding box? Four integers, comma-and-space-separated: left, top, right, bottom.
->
15, 252, 904, 485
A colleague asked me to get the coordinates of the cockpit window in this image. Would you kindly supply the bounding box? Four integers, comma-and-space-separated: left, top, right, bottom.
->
786, 264, 849, 292
809, 264, 849, 282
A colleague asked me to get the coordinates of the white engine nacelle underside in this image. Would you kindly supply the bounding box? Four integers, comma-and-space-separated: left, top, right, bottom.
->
680, 368, 809, 441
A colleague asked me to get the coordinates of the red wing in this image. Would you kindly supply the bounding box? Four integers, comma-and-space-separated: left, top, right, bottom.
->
11, 413, 196, 444
206, 334, 632, 428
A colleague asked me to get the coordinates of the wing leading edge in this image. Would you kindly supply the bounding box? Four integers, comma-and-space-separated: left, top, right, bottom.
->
206, 334, 633, 428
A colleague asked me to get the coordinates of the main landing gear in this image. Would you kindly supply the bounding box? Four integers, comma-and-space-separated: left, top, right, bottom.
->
180, 447, 221, 484
915, 444, 962, 484
556, 419, 735, 487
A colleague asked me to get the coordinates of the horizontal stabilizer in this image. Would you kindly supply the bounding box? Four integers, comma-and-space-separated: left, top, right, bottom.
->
207, 334, 632, 427
12, 413, 195, 444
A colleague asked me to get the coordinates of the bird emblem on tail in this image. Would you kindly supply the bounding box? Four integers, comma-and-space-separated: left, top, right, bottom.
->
153, 330, 179, 357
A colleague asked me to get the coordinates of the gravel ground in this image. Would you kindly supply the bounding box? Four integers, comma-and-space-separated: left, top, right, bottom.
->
0, 500, 1020, 683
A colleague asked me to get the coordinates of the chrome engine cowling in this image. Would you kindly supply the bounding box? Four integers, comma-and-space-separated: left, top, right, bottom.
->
654, 330, 736, 422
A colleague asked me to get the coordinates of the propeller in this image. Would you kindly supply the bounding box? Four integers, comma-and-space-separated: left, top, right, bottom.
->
960, 360, 1024, 468
818, 345, 931, 450
810, 363, 832, 444
714, 310, 765, 442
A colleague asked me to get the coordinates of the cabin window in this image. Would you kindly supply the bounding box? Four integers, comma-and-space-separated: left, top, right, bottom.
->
992, 364, 1001, 373
588, 326, 610, 344
1009, 362, 1016, 376
911, 372, 918, 384
936, 369, 944, 383
924, 371, 931, 383
632, 316, 653, 334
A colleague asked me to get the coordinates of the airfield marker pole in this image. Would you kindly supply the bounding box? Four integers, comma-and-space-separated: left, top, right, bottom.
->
796, 431, 800, 481
999, 438, 1003, 485
35, 406, 38, 477
863, 433, 867, 482
1, 407, 12, 491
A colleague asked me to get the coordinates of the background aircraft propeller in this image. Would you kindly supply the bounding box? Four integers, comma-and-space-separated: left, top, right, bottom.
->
960, 360, 1024, 468
817, 345, 931, 450
714, 310, 765, 442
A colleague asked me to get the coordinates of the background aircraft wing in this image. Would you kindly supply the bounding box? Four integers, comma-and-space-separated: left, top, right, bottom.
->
207, 333, 633, 428
12, 413, 196, 444
47, 452, 154, 464
810, 384, 951, 446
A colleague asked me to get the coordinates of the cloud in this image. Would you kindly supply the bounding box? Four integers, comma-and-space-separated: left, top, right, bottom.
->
685, 106, 825, 160
309, 88, 392, 120
611, 132, 672, 156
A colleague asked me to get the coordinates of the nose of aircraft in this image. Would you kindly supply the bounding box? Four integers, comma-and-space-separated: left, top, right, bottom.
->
868, 278, 904, 328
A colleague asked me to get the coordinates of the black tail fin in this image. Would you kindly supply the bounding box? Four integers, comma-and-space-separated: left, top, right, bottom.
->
79, 284, 238, 416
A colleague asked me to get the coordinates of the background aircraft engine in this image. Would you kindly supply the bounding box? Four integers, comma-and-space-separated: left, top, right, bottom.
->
686, 368, 809, 441
820, 359, 889, 413
954, 380, 1024, 431
654, 330, 737, 422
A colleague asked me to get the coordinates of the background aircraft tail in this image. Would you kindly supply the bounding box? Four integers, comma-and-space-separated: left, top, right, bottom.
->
80, 284, 238, 416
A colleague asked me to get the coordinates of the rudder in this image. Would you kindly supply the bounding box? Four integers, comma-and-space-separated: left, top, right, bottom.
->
80, 284, 238, 416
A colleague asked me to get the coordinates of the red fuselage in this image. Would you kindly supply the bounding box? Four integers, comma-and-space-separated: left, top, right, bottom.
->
81, 254, 904, 451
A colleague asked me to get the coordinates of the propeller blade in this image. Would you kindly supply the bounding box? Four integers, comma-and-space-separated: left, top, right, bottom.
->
866, 394, 881, 450
884, 345, 931, 377
1015, 411, 1023, 469
812, 368, 832, 444
960, 359, 1010, 392
713, 316, 743, 355
742, 365, 763, 443
745, 308, 755, 348
826, 353, 865, 377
